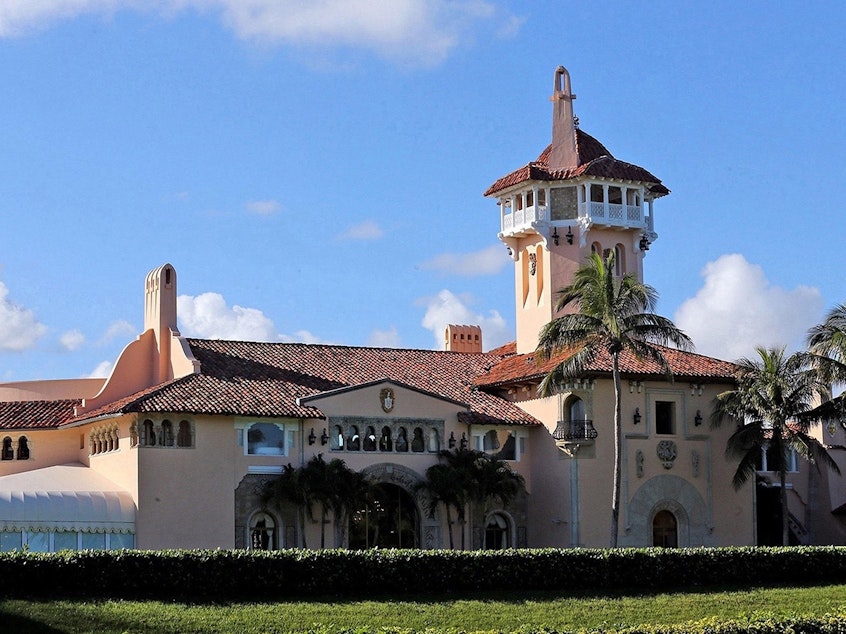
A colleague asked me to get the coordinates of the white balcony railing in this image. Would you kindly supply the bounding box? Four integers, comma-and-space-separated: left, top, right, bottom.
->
501, 202, 644, 235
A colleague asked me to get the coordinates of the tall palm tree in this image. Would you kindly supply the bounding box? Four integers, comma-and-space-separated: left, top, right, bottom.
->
416, 462, 465, 549
537, 251, 692, 547
325, 459, 373, 548
711, 346, 840, 546
808, 303, 846, 387
262, 462, 313, 548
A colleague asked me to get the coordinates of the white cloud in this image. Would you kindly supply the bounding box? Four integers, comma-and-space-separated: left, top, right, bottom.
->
99, 320, 136, 344
245, 199, 281, 216
420, 244, 510, 277
88, 360, 114, 378
278, 329, 334, 345
60, 329, 85, 351
339, 220, 384, 241
0, 1, 510, 66
0, 279, 47, 352
368, 326, 402, 348
420, 289, 508, 351
674, 254, 824, 361
177, 292, 279, 341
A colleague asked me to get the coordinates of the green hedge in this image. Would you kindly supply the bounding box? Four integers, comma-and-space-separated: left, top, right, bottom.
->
0, 546, 845, 602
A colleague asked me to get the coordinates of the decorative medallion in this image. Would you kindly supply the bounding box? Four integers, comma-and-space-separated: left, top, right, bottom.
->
656, 440, 677, 469
635, 450, 644, 478
827, 419, 838, 438
380, 388, 395, 413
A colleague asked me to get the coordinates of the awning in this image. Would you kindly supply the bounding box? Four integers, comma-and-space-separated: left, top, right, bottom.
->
0, 463, 135, 533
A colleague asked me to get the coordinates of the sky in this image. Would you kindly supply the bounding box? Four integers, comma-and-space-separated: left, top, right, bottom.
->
1, 1, 845, 382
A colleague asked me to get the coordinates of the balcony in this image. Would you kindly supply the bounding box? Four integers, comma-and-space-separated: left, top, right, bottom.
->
500, 202, 646, 237
552, 419, 597, 444
500, 204, 547, 236
580, 201, 644, 226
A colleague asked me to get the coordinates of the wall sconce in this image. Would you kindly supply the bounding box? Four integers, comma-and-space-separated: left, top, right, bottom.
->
448, 432, 456, 449
633, 408, 642, 425
690, 383, 703, 396
459, 433, 468, 450
552, 227, 560, 246
308, 428, 316, 445
694, 410, 703, 426
629, 381, 643, 394
566, 226, 574, 245
320, 429, 329, 445
506, 246, 513, 256
639, 235, 650, 251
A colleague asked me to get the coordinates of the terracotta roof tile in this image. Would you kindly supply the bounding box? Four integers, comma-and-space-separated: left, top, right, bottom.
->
0, 399, 81, 430
74, 340, 540, 427
474, 343, 738, 388
484, 129, 669, 197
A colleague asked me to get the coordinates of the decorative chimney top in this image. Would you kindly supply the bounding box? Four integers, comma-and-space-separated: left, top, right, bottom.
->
548, 65, 578, 172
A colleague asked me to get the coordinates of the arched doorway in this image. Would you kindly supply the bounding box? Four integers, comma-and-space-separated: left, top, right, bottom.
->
652, 510, 678, 547
248, 511, 277, 550
349, 483, 420, 549
484, 512, 513, 549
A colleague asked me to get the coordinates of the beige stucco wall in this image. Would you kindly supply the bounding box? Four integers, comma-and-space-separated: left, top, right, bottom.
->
0, 427, 82, 476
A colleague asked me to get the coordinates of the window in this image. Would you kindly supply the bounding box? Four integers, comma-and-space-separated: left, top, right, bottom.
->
334, 425, 345, 450
411, 428, 425, 452
395, 428, 409, 452
484, 513, 512, 550
655, 401, 675, 435
159, 420, 174, 447
347, 426, 361, 451
759, 444, 799, 472
428, 428, 440, 452
142, 419, 156, 446
246, 423, 286, 456
1, 437, 13, 461
249, 512, 276, 550
652, 510, 678, 547
176, 421, 192, 447
363, 426, 377, 452
378, 427, 392, 451
16, 437, 29, 460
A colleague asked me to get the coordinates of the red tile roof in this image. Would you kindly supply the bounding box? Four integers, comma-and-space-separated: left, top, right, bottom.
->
70, 340, 541, 428
474, 343, 738, 388
0, 399, 81, 430
484, 129, 669, 197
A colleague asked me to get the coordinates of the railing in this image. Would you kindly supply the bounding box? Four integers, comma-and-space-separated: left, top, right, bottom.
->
552, 419, 597, 442
501, 205, 548, 234
581, 202, 644, 226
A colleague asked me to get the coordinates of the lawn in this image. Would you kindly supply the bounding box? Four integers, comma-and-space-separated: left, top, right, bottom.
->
2, 584, 846, 633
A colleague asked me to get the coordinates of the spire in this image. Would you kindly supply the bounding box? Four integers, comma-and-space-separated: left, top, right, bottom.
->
549, 66, 578, 171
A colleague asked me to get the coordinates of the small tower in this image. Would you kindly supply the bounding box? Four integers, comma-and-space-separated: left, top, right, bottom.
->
144, 263, 179, 383
484, 66, 669, 354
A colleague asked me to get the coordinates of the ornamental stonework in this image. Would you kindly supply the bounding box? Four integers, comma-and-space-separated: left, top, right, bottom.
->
656, 440, 677, 469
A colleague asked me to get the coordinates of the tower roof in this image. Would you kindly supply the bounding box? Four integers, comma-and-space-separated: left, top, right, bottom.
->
484, 128, 669, 197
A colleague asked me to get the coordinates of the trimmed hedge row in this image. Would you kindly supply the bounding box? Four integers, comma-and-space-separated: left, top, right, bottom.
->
0, 546, 845, 601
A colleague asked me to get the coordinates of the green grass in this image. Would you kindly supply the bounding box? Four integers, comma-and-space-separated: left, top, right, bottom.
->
3, 585, 846, 633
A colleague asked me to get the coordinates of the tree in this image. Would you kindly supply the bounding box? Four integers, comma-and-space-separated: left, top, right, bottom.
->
419, 448, 525, 549
711, 346, 840, 546
325, 458, 373, 548
808, 303, 846, 387
261, 462, 313, 548
536, 251, 692, 547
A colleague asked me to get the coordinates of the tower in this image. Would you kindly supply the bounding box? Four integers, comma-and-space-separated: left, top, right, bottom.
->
484, 66, 670, 354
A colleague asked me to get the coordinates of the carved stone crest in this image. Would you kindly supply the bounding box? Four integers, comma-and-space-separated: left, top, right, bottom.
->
380, 388, 395, 413
656, 440, 677, 469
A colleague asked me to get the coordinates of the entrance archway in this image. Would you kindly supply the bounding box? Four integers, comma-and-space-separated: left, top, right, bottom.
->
652, 509, 678, 547
349, 483, 420, 549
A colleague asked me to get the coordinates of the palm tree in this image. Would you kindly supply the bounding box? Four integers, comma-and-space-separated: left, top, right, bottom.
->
416, 462, 465, 549
808, 303, 846, 387
262, 462, 313, 548
711, 346, 840, 546
536, 251, 692, 547
325, 458, 373, 548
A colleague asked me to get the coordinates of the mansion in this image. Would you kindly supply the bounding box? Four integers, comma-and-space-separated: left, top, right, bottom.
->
2, 67, 845, 552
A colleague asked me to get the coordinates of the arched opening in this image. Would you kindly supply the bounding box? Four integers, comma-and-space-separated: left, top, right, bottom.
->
652, 510, 678, 547
248, 511, 277, 551
484, 512, 513, 549
348, 483, 419, 549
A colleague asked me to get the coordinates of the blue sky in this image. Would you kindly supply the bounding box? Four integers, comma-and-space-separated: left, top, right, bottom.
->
1, 1, 845, 382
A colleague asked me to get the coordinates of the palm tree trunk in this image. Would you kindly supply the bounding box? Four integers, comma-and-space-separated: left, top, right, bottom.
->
780, 467, 789, 546
320, 507, 327, 549
610, 354, 622, 548
445, 505, 455, 549
299, 507, 308, 548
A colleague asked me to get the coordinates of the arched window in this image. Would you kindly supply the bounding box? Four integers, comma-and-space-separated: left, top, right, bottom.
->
249, 512, 276, 551
347, 426, 361, 451
1, 437, 12, 461
177, 421, 192, 447
129, 422, 138, 447
614, 244, 625, 276
142, 419, 156, 446
160, 420, 174, 447
378, 427, 392, 452
428, 429, 440, 452
247, 423, 286, 455
16, 437, 29, 460
411, 427, 425, 452
652, 510, 678, 547
334, 425, 345, 450
395, 428, 408, 452
363, 426, 377, 452
484, 512, 512, 550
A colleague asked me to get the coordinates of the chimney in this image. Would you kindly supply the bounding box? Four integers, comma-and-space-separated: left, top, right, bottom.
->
444, 324, 483, 353
548, 65, 578, 172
